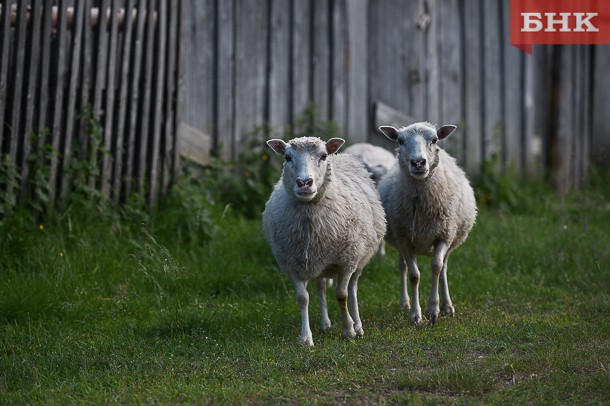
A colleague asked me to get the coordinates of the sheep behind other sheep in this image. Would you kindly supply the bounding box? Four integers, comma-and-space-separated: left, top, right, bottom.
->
262, 136, 386, 347
377, 122, 477, 324
344, 142, 395, 256
343, 143, 396, 185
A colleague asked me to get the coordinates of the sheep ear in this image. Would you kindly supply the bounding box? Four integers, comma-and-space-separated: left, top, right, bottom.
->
437, 125, 457, 140
325, 138, 345, 155
267, 139, 288, 155
379, 126, 400, 142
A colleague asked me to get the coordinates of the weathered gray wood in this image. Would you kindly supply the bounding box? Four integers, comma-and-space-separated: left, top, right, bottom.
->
89, 0, 109, 190
123, 0, 147, 198
312, 0, 330, 121
374, 101, 417, 129
482, 0, 502, 161
78, 0, 92, 164
234, 0, 267, 158
137, 0, 156, 194
112, 0, 135, 201
20, 0, 44, 198
177, 123, 211, 167
331, 0, 347, 137
346, 0, 367, 143
592, 46, 610, 167
0, 0, 12, 149
291, 0, 312, 123
59, 0, 86, 202
268, 0, 291, 134
100, 0, 120, 198
216, 0, 234, 161
148, 0, 167, 205
9, 0, 28, 167
462, 0, 483, 174
437, 0, 463, 163
502, 0, 523, 173
48, 0, 69, 207
162, 0, 178, 193
424, 0, 441, 125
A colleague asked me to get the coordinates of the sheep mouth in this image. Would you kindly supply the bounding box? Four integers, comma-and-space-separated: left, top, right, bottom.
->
294, 189, 317, 201
409, 169, 429, 179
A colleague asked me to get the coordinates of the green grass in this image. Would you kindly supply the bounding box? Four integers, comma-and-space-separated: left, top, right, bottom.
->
1, 186, 609, 404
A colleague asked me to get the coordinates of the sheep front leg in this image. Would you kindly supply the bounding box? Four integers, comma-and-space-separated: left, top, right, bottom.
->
293, 279, 314, 346
440, 254, 455, 316
336, 271, 357, 339
348, 268, 364, 337
316, 278, 332, 331
427, 242, 448, 323
399, 256, 410, 310
404, 253, 422, 324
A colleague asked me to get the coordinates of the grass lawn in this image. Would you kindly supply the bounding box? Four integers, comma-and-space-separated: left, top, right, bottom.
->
1, 184, 609, 404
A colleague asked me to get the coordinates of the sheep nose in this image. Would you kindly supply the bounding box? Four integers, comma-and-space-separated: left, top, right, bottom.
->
410, 159, 426, 169
296, 177, 313, 188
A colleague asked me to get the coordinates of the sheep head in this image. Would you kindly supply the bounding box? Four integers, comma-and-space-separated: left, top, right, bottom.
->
379, 122, 456, 180
267, 137, 345, 202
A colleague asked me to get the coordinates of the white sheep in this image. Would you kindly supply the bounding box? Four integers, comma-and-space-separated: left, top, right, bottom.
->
344, 142, 396, 256
262, 136, 386, 346
377, 122, 477, 324
343, 143, 396, 185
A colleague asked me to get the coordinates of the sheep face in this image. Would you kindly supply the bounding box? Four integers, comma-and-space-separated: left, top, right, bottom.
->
267, 137, 345, 202
379, 123, 456, 180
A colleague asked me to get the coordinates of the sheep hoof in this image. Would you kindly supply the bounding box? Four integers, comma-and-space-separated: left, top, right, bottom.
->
342, 329, 357, 339
442, 305, 455, 316
426, 313, 439, 324
321, 319, 332, 331
355, 326, 364, 337
410, 312, 423, 324
300, 336, 314, 347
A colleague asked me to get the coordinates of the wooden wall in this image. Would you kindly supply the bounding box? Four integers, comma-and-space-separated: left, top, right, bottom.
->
182, 0, 609, 192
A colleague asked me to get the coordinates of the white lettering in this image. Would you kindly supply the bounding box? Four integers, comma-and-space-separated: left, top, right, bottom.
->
544, 13, 571, 32
521, 12, 543, 32
573, 12, 599, 32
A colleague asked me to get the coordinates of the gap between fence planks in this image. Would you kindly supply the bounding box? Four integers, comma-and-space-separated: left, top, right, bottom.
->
0, 3, 157, 31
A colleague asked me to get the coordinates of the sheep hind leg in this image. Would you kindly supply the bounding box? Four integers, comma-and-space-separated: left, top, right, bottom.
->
427, 242, 448, 324
293, 279, 314, 346
336, 270, 357, 339
440, 254, 455, 316
316, 278, 332, 331
348, 268, 364, 337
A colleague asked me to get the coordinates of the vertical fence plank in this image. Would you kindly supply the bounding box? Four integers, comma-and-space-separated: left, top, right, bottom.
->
113, 0, 135, 201
268, 0, 291, 133
89, 0, 109, 190
331, 0, 347, 137
149, 0, 167, 205
124, 0, 146, 198
462, 0, 483, 174
425, 0, 441, 125
19, 0, 43, 198
0, 0, 13, 150
291, 0, 311, 123
482, 0, 502, 162
312, 0, 330, 121
78, 0, 92, 166
592, 46, 610, 167
101, 0, 120, 197
48, 0, 69, 208
438, 0, 463, 163
216, 0, 234, 161
60, 0, 85, 202
137, 0, 156, 194
346, 0, 367, 143
234, 0, 267, 158
162, 0, 180, 192
502, 0, 524, 173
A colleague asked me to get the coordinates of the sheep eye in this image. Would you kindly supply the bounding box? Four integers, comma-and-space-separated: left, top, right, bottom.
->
320, 153, 328, 161
285, 155, 292, 162
431, 138, 438, 145
398, 138, 405, 145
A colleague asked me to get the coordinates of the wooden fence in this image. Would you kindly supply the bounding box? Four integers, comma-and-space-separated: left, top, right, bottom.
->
0, 0, 182, 209
182, 0, 609, 195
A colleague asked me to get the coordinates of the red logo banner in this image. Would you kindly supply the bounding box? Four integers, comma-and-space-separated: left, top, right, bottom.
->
511, 0, 610, 54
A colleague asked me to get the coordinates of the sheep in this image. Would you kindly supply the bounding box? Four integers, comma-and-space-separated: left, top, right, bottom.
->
343, 143, 396, 185
262, 136, 386, 346
377, 122, 477, 324
344, 142, 396, 256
